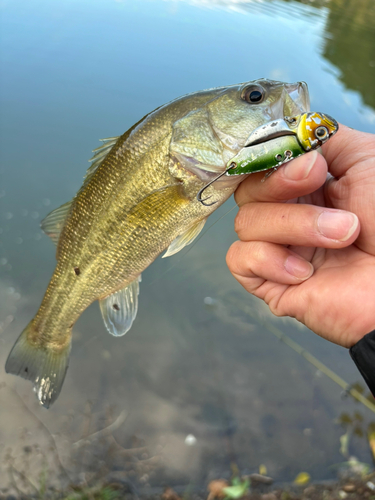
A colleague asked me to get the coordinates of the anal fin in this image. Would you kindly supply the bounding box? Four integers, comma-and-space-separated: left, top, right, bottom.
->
99, 276, 141, 337
162, 218, 207, 258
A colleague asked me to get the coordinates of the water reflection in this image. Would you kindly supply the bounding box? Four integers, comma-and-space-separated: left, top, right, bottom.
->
163, 0, 375, 112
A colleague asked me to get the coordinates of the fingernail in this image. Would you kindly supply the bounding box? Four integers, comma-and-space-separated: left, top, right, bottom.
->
317, 211, 358, 241
284, 256, 314, 279
283, 150, 317, 180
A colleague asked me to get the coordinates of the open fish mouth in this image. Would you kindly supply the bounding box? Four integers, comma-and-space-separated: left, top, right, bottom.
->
268, 81, 310, 121
284, 81, 310, 116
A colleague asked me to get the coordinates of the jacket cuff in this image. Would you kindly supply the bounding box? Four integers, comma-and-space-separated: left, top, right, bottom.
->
350, 330, 375, 397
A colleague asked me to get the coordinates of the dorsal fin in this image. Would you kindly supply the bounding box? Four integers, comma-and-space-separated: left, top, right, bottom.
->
162, 218, 207, 258
40, 201, 73, 246
84, 136, 119, 185
41, 137, 120, 247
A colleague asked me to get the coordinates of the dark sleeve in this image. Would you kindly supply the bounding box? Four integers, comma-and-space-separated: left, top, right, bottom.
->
349, 330, 375, 397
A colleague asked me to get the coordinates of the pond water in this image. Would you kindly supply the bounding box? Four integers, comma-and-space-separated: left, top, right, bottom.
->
0, 0, 375, 493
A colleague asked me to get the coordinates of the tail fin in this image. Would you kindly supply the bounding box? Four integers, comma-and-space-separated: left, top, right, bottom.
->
5, 322, 71, 408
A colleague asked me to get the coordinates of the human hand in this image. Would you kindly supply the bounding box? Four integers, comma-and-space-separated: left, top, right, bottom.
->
226, 125, 375, 348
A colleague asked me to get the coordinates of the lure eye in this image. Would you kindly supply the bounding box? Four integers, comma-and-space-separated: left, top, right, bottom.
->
315, 126, 329, 141
241, 86, 265, 104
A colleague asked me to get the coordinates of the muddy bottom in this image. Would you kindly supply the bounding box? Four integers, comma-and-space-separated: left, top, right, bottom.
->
2, 476, 375, 500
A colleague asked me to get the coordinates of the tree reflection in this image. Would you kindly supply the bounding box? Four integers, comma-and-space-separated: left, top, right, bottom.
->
323, 0, 375, 110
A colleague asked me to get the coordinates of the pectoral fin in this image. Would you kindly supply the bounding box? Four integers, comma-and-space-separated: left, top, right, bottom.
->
162, 218, 207, 258
99, 276, 141, 337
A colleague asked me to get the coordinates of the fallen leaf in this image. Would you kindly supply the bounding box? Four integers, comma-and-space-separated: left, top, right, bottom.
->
162, 487, 181, 500
207, 479, 229, 500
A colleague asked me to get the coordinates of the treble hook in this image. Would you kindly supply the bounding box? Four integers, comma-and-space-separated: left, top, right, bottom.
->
196, 163, 236, 206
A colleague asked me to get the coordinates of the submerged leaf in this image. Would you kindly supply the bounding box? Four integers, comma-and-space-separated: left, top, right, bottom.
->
340, 431, 350, 458
338, 412, 353, 427
293, 472, 310, 485
259, 464, 267, 476
223, 479, 250, 499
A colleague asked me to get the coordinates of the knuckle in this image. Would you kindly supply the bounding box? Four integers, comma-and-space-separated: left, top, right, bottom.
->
234, 178, 252, 206
226, 240, 269, 278
233, 188, 242, 206
252, 241, 268, 264
226, 241, 242, 273
234, 204, 252, 237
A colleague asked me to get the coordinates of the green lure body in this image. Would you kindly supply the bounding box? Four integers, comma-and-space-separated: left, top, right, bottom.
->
226, 134, 304, 176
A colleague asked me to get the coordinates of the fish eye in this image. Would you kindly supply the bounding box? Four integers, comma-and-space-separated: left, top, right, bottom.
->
241, 86, 265, 104
315, 126, 329, 141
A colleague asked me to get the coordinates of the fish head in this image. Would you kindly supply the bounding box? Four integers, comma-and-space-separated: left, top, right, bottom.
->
207, 79, 310, 151
170, 79, 310, 182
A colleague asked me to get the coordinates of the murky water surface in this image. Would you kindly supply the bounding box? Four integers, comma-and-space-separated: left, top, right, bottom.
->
0, 0, 375, 492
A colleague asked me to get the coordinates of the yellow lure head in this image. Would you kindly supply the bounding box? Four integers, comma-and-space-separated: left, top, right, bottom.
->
297, 112, 338, 151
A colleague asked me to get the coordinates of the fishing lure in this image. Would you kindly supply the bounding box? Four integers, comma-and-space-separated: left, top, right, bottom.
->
197, 112, 338, 205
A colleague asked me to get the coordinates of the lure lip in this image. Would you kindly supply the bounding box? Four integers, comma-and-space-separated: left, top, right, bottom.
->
244, 117, 297, 148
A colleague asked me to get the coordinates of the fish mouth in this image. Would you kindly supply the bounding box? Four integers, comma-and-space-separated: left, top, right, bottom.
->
262, 81, 310, 123
282, 81, 310, 117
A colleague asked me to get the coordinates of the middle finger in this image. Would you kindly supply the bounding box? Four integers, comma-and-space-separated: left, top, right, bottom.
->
235, 203, 360, 248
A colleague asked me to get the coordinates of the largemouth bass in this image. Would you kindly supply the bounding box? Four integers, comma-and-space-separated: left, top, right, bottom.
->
5, 79, 310, 407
